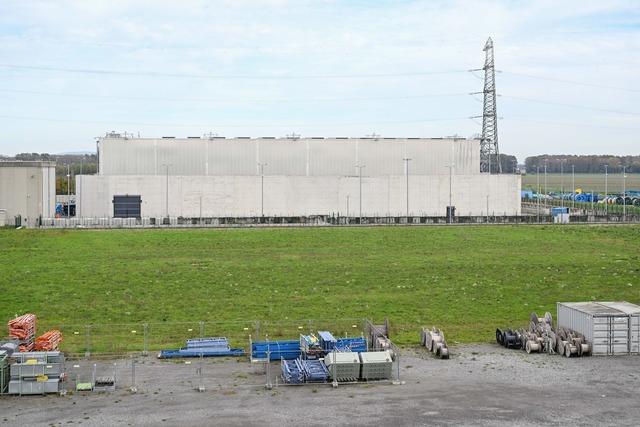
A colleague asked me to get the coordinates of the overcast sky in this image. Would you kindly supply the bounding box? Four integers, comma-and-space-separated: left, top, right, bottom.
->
0, 0, 638, 162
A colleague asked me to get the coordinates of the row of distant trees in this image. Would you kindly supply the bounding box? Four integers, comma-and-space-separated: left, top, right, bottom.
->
524, 155, 639, 174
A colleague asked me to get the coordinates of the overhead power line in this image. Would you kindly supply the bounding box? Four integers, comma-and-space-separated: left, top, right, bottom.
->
499, 70, 640, 93
0, 63, 467, 80
501, 95, 640, 117
0, 87, 469, 103
0, 113, 470, 128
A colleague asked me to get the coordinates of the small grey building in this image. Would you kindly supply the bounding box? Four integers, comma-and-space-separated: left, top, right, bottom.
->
0, 161, 57, 227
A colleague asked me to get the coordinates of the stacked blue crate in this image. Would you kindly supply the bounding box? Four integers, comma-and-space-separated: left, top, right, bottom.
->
159, 337, 246, 358
251, 340, 301, 361
281, 358, 304, 384
317, 331, 336, 353
301, 359, 330, 383
335, 337, 367, 353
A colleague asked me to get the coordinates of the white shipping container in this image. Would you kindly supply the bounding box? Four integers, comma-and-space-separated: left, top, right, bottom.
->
557, 302, 640, 355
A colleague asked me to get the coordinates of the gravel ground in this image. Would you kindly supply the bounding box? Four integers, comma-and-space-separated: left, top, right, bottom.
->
1, 343, 639, 427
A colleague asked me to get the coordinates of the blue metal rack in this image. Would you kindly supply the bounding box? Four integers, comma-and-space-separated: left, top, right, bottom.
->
159, 337, 246, 358
251, 340, 301, 361
335, 337, 367, 353
300, 359, 330, 383
281, 358, 304, 384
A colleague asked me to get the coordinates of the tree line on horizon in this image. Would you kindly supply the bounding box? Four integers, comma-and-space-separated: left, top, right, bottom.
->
523, 155, 639, 174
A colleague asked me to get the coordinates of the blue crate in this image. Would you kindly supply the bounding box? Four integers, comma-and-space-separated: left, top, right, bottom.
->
185, 337, 230, 350
335, 338, 367, 353
251, 340, 301, 361
281, 358, 304, 384
301, 359, 329, 383
159, 348, 245, 358
317, 331, 336, 352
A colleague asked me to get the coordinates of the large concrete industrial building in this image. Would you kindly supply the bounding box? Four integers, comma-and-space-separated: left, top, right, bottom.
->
76, 133, 520, 221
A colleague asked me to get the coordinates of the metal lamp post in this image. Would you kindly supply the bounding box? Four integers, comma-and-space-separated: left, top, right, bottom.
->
66, 164, 70, 219
536, 165, 540, 222
446, 163, 455, 222
543, 159, 548, 208
621, 165, 627, 222
79, 158, 83, 219
258, 163, 267, 217
571, 165, 575, 210
604, 164, 608, 216
403, 158, 412, 218
356, 165, 365, 224
162, 163, 172, 219
560, 159, 567, 209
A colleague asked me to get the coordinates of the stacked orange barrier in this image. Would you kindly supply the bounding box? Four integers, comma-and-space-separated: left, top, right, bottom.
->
35, 330, 62, 351
7, 313, 37, 351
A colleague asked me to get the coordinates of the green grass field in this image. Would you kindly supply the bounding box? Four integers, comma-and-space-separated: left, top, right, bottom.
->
1, 225, 639, 353
522, 173, 640, 194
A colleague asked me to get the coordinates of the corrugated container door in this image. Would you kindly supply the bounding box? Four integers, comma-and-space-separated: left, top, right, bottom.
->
592, 316, 611, 355
631, 316, 640, 354
594, 316, 630, 355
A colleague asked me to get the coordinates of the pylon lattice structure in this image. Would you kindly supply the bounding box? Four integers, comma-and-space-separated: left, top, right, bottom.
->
480, 37, 501, 174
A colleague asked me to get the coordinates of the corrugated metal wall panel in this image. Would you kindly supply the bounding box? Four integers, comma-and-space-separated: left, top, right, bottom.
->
99, 137, 481, 176
259, 139, 307, 176
358, 139, 406, 176
308, 139, 358, 176
206, 139, 256, 176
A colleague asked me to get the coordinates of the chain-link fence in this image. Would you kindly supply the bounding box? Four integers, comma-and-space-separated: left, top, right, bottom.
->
1, 317, 406, 394
12, 318, 369, 358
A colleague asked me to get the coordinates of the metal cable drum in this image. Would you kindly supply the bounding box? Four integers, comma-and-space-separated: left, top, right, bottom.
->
565, 343, 578, 358
525, 340, 540, 354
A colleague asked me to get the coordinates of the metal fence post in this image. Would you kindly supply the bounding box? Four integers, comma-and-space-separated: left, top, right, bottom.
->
199, 353, 205, 392
142, 323, 148, 356
266, 335, 272, 390
85, 325, 91, 357
130, 354, 137, 393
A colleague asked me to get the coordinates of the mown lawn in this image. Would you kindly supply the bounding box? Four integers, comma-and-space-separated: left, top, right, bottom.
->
1, 225, 638, 351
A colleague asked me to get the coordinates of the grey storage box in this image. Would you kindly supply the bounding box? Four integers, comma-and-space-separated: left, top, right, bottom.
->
324, 352, 360, 381
359, 350, 393, 380
9, 378, 60, 395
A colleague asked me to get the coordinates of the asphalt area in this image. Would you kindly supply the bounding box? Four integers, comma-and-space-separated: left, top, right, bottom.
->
1, 343, 639, 426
